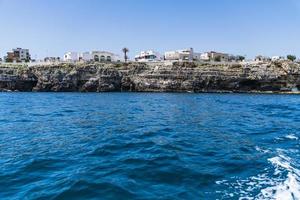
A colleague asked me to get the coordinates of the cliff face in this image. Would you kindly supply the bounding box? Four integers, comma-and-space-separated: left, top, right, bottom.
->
0, 61, 300, 93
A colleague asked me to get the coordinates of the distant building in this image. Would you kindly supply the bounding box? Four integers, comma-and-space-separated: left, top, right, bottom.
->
200, 51, 229, 62
63, 52, 80, 62
193, 52, 202, 61
64, 51, 121, 62
255, 55, 271, 62
271, 56, 285, 61
5, 48, 31, 62
164, 48, 194, 61
226, 55, 246, 62
135, 50, 162, 62
80, 52, 93, 61
91, 51, 121, 62
44, 57, 61, 62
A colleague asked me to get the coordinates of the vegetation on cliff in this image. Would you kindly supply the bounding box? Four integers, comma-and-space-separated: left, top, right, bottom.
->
0, 61, 300, 93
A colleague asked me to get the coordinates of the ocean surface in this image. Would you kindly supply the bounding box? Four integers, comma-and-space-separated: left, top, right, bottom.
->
0, 93, 299, 200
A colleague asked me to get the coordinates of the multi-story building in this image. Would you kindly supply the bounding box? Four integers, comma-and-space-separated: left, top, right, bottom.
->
5, 48, 31, 62
200, 51, 230, 62
164, 48, 194, 61
14, 48, 31, 62
135, 50, 162, 62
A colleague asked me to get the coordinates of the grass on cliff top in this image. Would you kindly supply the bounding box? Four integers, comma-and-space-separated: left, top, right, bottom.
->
0, 63, 28, 69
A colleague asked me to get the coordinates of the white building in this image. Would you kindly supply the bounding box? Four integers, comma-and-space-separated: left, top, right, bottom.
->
63, 52, 80, 62
13, 48, 31, 62
255, 55, 271, 62
80, 52, 93, 61
64, 51, 121, 62
164, 48, 194, 61
271, 56, 285, 61
91, 51, 121, 62
193, 53, 202, 61
5, 48, 31, 62
200, 51, 230, 62
135, 50, 162, 62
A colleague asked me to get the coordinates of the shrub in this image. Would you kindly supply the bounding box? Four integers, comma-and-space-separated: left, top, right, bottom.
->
287, 55, 296, 62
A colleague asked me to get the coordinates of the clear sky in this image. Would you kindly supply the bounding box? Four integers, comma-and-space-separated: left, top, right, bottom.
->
1, 0, 300, 59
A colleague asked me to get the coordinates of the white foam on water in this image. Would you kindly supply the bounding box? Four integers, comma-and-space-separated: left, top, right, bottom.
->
285, 134, 299, 140
258, 155, 300, 200
259, 172, 300, 200
255, 146, 270, 153
216, 149, 300, 200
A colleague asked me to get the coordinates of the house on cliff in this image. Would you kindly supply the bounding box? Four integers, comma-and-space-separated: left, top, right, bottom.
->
200, 51, 230, 62
63, 51, 121, 62
135, 50, 162, 62
271, 56, 285, 61
4, 48, 31, 63
255, 55, 271, 62
164, 48, 197, 61
91, 51, 121, 62
63, 52, 80, 62
44, 57, 61, 63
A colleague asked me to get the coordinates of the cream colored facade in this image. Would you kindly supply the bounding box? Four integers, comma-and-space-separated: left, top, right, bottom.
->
200, 51, 229, 62
164, 48, 194, 61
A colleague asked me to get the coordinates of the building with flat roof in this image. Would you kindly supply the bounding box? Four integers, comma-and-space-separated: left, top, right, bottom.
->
64, 51, 121, 62
255, 55, 271, 62
200, 51, 230, 62
4, 48, 31, 62
63, 52, 80, 62
164, 48, 194, 61
271, 56, 285, 61
135, 50, 162, 62
44, 57, 61, 62
91, 51, 121, 62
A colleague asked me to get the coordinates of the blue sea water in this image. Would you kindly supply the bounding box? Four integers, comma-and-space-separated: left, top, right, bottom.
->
0, 93, 299, 200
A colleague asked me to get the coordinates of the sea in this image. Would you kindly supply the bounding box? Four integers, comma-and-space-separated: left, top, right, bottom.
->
0, 93, 299, 200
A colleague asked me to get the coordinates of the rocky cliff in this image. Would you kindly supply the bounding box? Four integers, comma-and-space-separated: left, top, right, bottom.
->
1, 61, 300, 93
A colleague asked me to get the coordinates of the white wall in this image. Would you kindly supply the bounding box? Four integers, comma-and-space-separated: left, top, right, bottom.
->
63, 52, 79, 62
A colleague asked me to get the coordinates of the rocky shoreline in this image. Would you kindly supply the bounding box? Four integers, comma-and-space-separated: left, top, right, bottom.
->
1, 61, 300, 93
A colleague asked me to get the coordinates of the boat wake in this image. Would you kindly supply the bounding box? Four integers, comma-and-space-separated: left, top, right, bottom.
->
216, 149, 300, 200
259, 154, 300, 200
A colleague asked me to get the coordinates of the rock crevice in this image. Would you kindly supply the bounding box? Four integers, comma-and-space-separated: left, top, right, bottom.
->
0, 62, 300, 93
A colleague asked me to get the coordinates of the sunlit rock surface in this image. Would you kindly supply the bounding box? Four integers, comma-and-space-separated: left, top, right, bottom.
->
0, 61, 300, 93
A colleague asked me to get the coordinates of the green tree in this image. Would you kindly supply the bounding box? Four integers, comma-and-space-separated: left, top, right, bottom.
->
122, 48, 129, 62
287, 55, 296, 62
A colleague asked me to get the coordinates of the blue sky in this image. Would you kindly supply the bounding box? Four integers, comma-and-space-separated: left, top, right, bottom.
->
0, 0, 300, 59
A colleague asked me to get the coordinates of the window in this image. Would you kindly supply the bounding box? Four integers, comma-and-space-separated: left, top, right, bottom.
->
100, 55, 105, 62
94, 55, 99, 62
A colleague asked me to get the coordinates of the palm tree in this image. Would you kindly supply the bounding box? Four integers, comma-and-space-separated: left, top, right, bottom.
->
122, 48, 129, 62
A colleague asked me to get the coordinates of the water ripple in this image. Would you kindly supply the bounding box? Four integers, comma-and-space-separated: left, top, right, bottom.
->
0, 93, 299, 199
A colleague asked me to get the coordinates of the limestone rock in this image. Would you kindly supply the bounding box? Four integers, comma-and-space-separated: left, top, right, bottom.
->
0, 61, 300, 93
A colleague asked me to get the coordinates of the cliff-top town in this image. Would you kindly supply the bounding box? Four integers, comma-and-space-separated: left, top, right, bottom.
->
0, 47, 298, 65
